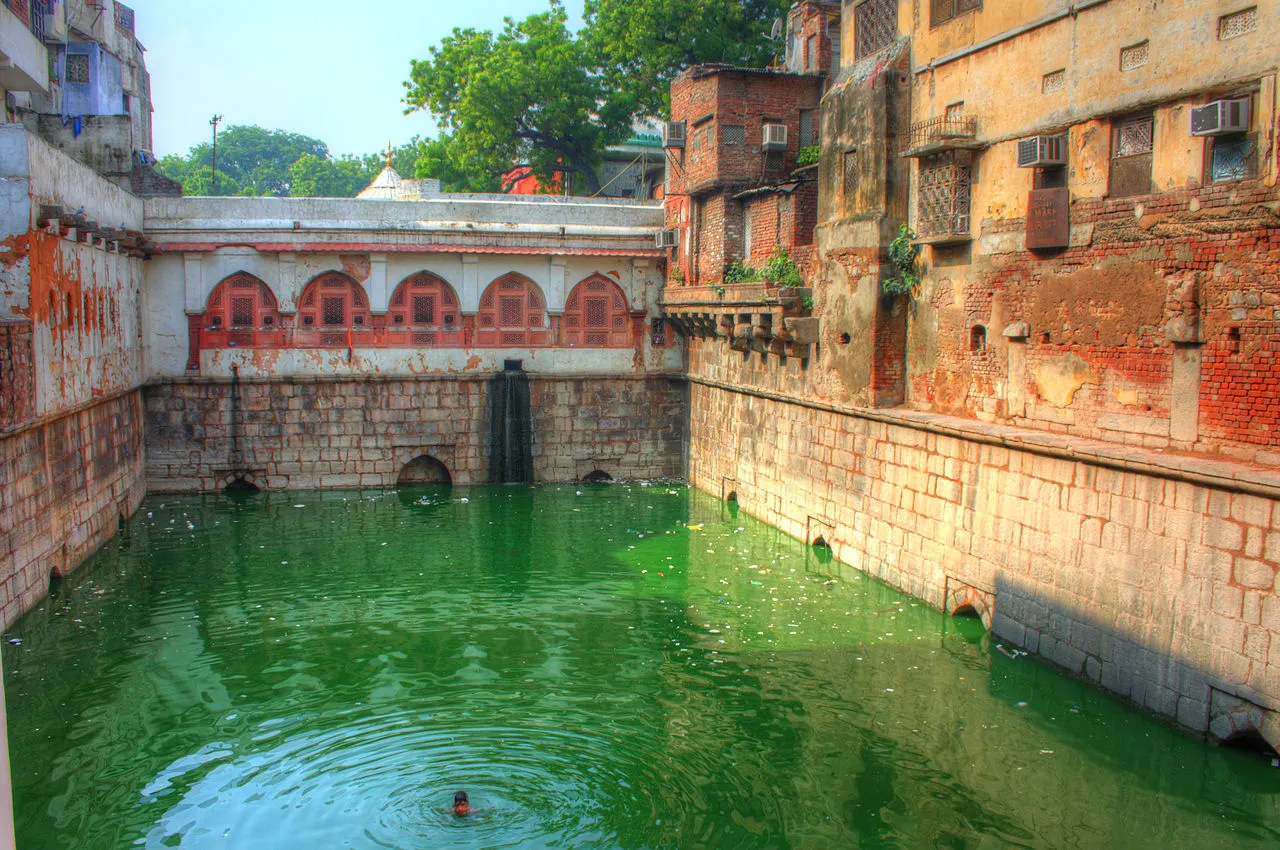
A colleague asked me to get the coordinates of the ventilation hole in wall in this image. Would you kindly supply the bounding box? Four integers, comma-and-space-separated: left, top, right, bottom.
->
1228, 326, 1242, 353
582, 470, 613, 484
838, 332, 851, 345
970, 325, 987, 352
1039, 331, 1052, 344
1221, 729, 1278, 759
225, 477, 261, 493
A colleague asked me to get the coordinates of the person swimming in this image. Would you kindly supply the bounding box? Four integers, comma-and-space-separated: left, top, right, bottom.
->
453, 791, 471, 816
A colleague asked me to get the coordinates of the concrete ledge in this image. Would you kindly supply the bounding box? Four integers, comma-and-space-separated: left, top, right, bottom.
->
144, 371, 688, 388
687, 376, 1280, 500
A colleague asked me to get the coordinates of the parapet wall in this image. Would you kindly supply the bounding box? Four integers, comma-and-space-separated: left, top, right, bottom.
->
143, 374, 687, 491
687, 375, 1280, 746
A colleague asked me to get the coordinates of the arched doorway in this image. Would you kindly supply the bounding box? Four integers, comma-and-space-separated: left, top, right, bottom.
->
397, 455, 453, 486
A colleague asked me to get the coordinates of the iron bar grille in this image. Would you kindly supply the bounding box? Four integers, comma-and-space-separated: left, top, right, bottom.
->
905, 115, 977, 151
917, 152, 971, 238
855, 0, 896, 59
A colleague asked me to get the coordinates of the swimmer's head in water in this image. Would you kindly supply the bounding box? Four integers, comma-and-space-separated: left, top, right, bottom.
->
453, 791, 470, 815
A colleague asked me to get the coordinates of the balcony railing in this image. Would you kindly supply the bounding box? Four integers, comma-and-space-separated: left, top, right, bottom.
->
903, 116, 979, 156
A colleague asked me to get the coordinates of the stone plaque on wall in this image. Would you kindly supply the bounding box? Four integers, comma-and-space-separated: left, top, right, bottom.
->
1026, 187, 1070, 249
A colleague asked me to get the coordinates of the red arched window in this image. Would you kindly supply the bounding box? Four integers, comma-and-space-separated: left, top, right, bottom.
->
202, 273, 283, 349
386, 273, 464, 346
476, 274, 550, 347
563, 275, 631, 347
297, 273, 372, 347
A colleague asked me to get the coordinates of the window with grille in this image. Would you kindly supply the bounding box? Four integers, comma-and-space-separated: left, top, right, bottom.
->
855, 0, 896, 58
932, 0, 981, 28
765, 150, 784, 173
917, 152, 971, 238
322, 297, 345, 326
65, 54, 91, 85
1110, 113, 1153, 198
1042, 69, 1066, 94
651, 318, 667, 347
476, 274, 549, 346
1219, 7, 1256, 40
413, 295, 435, 324
843, 150, 859, 196
230, 297, 254, 327
114, 2, 135, 33
1119, 41, 1149, 72
722, 125, 745, 146
1210, 135, 1256, 183
805, 35, 817, 70
799, 110, 818, 147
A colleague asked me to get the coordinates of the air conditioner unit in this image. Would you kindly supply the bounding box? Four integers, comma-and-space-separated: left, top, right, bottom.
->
762, 124, 788, 150
1190, 98, 1250, 136
656, 229, 680, 249
1016, 134, 1067, 168
664, 121, 686, 148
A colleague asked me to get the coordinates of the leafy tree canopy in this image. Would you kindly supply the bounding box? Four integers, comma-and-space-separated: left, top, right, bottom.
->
405, 3, 621, 194
404, 0, 788, 191
583, 0, 789, 117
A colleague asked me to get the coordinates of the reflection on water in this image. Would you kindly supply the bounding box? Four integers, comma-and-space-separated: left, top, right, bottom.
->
5, 484, 1279, 849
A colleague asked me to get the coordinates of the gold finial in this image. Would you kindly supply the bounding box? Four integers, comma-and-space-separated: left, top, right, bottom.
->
386, 142, 393, 168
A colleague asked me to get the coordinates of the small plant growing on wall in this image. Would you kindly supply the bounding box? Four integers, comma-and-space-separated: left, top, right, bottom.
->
881, 225, 921, 299
668, 266, 686, 286
797, 145, 821, 167
724, 261, 759, 284
763, 246, 804, 288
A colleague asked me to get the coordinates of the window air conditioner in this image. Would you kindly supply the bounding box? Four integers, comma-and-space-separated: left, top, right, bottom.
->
1016, 134, 1067, 168
1190, 98, 1250, 136
664, 121, 687, 148
762, 124, 788, 150
656, 229, 680, 249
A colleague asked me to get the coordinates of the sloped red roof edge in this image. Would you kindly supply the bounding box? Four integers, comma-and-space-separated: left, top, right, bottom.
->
153, 242, 665, 258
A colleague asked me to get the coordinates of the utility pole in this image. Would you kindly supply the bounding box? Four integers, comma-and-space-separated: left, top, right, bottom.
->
209, 114, 223, 196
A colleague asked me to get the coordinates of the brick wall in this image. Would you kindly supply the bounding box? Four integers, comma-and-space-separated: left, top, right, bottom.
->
913, 180, 1280, 460
687, 379, 1280, 744
0, 391, 146, 629
144, 375, 687, 491
0, 324, 35, 430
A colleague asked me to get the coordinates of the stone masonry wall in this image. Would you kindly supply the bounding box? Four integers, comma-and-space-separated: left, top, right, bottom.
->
0, 391, 146, 630
688, 378, 1280, 746
144, 375, 686, 491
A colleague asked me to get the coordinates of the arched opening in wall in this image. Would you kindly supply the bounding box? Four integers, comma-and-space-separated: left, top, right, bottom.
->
970, 325, 987, 353
1221, 729, 1279, 759
582, 469, 613, 484
202, 273, 283, 349
476, 274, 550, 347
48, 566, 64, 596
725, 491, 738, 503
810, 536, 834, 565
386, 272, 464, 346
297, 272, 373, 347
397, 455, 453, 486
952, 603, 981, 619
563, 275, 632, 347
225, 476, 261, 493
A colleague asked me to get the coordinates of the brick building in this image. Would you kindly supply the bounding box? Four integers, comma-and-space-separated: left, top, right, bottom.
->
662, 1, 839, 287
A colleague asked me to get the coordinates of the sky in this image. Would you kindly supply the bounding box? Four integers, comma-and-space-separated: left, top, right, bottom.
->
127, 0, 585, 159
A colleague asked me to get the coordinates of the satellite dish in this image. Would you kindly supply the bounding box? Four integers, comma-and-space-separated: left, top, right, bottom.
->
769, 17, 784, 40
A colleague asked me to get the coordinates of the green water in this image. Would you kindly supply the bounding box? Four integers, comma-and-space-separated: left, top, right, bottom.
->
4, 485, 1278, 849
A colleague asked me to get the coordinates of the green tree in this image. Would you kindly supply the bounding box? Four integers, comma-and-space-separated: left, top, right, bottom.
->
412, 135, 503, 194
584, 0, 789, 117
404, 3, 626, 193
288, 154, 374, 198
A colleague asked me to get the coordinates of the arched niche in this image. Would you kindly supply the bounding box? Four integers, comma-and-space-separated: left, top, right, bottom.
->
201, 273, 284, 348
476, 273, 550, 347
386, 272, 464, 346
296, 272, 372, 347
397, 454, 453, 486
563, 275, 632, 347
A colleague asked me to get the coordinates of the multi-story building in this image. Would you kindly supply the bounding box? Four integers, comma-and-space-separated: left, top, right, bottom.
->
661, 0, 1280, 749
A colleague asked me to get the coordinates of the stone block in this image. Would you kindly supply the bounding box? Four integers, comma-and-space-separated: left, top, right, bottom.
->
1233, 557, 1276, 590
